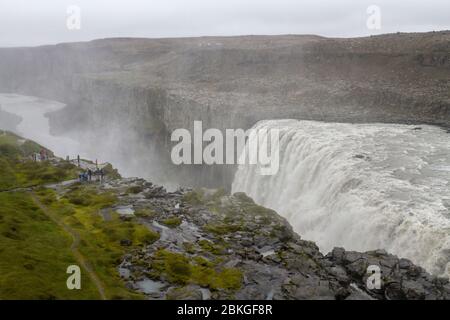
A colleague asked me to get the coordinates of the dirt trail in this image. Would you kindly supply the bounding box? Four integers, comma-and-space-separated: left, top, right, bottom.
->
31, 193, 107, 300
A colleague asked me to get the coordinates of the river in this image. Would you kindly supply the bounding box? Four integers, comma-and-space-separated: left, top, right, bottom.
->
232, 119, 450, 277
0, 93, 90, 159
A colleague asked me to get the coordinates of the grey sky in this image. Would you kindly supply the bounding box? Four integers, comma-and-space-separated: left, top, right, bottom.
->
0, 0, 449, 47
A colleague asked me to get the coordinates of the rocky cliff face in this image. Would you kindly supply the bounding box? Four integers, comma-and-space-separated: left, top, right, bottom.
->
0, 108, 21, 132
98, 178, 450, 300
1, 130, 448, 300
0, 32, 449, 186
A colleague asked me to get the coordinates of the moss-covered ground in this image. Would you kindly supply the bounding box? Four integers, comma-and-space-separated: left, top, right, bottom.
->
148, 249, 242, 292
0, 132, 157, 299
0, 131, 79, 191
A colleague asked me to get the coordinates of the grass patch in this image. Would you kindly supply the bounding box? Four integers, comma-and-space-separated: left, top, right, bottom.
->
182, 190, 204, 206
0, 132, 155, 299
46, 189, 159, 299
0, 132, 79, 191
64, 186, 117, 209
203, 222, 243, 235
0, 192, 100, 299
161, 217, 182, 228
126, 185, 144, 194
198, 239, 227, 255
134, 208, 157, 218
149, 249, 242, 291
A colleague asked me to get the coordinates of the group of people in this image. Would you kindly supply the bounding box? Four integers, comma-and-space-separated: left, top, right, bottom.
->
76, 155, 107, 183
79, 167, 105, 182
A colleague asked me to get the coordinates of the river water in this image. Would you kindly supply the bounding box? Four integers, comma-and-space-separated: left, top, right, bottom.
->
0, 93, 88, 159
232, 119, 450, 277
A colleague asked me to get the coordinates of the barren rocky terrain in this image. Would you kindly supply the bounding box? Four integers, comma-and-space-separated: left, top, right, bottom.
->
110, 179, 450, 300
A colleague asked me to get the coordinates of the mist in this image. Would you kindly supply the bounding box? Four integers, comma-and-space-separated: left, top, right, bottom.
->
1, 0, 450, 47
0, 94, 168, 188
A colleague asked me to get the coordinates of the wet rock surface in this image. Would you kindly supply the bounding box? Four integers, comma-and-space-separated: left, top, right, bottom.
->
95, 178, 449, 300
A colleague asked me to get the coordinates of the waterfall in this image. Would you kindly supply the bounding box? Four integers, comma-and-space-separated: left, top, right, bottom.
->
232, 119, 450, 276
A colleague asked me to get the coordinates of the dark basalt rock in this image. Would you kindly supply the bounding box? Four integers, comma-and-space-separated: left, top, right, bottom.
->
96, 178, 450, 300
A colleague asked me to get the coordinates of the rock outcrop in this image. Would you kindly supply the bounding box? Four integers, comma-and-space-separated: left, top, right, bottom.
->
0, 107, 21, 132
0, 32, 449, 187
92, 178, 450, 300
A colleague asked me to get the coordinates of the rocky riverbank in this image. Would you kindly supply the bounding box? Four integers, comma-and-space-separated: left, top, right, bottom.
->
82, 177, 450, 300
0, 130, 448, 300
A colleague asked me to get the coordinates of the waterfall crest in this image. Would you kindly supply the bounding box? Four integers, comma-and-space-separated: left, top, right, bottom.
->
232, 120, 450, 276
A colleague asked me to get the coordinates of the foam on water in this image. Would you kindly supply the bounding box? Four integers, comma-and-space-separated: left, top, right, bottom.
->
232, 120, 450, 276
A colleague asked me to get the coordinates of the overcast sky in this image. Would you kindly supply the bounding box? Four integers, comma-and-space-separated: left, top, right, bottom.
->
0, 0, 449, 47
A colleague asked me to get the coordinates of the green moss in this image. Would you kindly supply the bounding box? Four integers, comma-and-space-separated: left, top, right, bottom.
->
151, 249, 192, 284
21, 140, 47, 157
0, 131, 54, 160
198, 239, 227, 255
235, 196, 278, 225
0, 192, 100, 299
100, 214, 160, 245
64, 187, 117, 209
242, 203, 275, 216
35, 188, 58, 205
182, 190, 204, 206
233, 192, 255, 204
134, 208, 157, 218
0, 158, 17, 190
165, 286, 201, 300
161, 217, 182, 228
210, 268, 243, 291
203, 222, 242, 235
192, 256, 214, 267
209, 188, 228, 202
0, 133, 79, 191
0, 133, 153, 299
44, 190, 158, 299
0, 144, 21, 159
0, 159, 79, 191
149, 249, 242, 291
182, 242, 196, 254
126, 185, 144, 194
102, 164, 121, 180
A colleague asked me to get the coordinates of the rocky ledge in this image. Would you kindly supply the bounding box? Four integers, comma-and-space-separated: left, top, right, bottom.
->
92, 177, 449, 300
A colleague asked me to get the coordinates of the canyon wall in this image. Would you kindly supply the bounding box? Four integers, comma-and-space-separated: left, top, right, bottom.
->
0, 32, 449, 186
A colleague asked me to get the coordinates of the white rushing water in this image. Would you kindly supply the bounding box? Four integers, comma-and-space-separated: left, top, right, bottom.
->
0, 93, 85, 158
232, 120, 450, 277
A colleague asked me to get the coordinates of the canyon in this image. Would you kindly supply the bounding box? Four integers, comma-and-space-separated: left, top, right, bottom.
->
0, 31, 449, 299
0, 31, 449, 187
